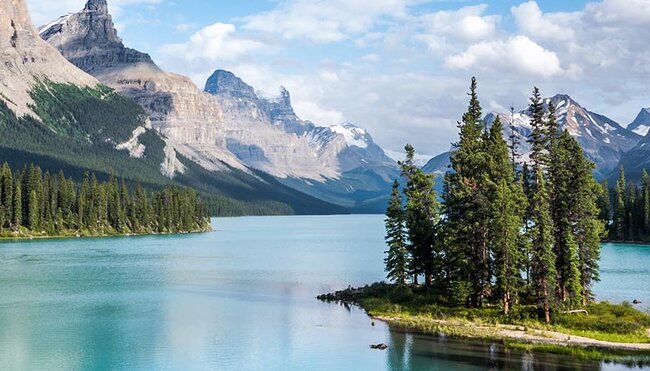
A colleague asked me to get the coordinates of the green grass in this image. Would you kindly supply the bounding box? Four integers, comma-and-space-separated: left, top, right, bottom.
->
318, 282, 650, 354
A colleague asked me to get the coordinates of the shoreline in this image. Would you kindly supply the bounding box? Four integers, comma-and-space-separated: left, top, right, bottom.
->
0, 228, 213, 242
318, 284, 650, 363
372, 314, 650, 352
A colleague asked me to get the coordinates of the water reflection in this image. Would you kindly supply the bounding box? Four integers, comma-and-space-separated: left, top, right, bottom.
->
386, 330, 605, 371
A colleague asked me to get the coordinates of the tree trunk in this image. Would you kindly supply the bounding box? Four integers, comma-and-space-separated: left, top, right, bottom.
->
543, 285, 551, 324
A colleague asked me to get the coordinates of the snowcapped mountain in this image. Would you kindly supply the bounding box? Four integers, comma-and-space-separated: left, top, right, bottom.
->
423, 94, 642, 179
628, 108, 650, 137
204, 70, 398, 210
385, 150, 435, 168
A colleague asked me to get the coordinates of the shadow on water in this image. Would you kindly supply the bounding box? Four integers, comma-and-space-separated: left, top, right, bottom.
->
386, 329, 608, 371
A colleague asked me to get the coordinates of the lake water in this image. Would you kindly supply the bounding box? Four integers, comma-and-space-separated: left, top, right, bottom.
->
0, 215, 648, 370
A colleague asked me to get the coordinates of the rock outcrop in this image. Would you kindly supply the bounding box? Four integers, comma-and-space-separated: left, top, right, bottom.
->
40, 0, 244, 174
0, 0, 97, 117
628, 108, 650, 137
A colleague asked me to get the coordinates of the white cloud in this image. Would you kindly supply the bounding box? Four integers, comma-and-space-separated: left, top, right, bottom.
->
242, 0, 423, 43
512, 1, 576, 41
25, 0, 162, 26
585, 0, 650, 27
445, 36, 564, 78
157, 23, 265, 78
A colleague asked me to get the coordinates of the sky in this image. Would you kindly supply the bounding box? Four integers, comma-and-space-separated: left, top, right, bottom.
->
25, 0, 650, 156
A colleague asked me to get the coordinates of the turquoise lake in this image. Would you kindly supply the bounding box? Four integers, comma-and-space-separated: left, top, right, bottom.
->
0, 215, 648, 370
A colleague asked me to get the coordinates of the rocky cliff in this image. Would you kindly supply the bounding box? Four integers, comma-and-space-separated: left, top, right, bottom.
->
39, 0, 243, 175
0, 0, 97, 117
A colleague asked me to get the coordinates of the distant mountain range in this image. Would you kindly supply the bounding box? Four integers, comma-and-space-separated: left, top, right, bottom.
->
424, 94, 645, 181
37, 0, 399, 213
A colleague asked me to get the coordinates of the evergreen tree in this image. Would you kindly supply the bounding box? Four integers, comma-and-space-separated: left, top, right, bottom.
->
485, 117, 527, 314
402, 145, 440, 288
613, 167, 626, 241
566, 139, 606, 305
443, 77, 490, 307
385, 180, 408, 286
28, 190, 39, 231
527, 87, 556, 323
596, 179, 611, 228
12, 180, 22, 228
549, 127, 582, 305
1, 163, 13, 228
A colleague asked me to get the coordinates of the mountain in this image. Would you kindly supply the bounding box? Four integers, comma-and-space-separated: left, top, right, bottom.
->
39, 0, 243, 174
204, 70, 399, 211
0, 0, 343, 216
423, 94, 642, 179
628, 108, 650, 137
40, 0, 397, 212
615, 108, 650, 182
0, 0, 97, 117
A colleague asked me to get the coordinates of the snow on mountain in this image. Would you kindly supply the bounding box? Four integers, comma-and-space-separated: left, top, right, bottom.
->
628, 108, 650, 137
385, 149, 435, 168
329, 123, 369, 148
424, 94, 642, 180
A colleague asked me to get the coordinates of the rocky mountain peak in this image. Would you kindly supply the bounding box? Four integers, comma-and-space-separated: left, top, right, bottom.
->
628, 108, 650, 137
0, 0, 97, 116
205, 70, 257, 100
40, 0, 153, 73
84, 0, 109, 13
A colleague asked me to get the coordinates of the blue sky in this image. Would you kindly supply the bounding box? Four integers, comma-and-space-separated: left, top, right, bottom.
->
26, 0, 650, 155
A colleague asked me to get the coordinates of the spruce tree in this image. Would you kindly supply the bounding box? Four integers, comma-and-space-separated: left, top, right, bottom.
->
402, 145, 440, 288
443, 77, 490, 307
1, 163, 12, 228
485, 117, 527, 314
613, 167, 626, 241
527, 87, 556, 323
385, 180, 408, 286
549, 127, 582, 304
596, 179, 611, 229
12, 181, 22, 228
567, 138, 605, 305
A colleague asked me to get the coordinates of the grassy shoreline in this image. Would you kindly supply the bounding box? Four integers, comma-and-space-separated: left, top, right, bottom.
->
0, 226, 213, 242
318, 282, 650, 364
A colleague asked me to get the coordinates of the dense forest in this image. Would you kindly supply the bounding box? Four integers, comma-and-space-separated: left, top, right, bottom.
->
603, 167, 650, 242
384, 78, 605, 322
0, 162, 211, 237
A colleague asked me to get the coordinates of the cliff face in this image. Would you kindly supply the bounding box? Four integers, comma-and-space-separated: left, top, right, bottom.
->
0, 0, 97, 117
39, 0, 153, 73
40, 0, 245, 173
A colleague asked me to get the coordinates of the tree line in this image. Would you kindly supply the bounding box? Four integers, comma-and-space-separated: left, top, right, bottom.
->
0, 163, 211, 236
384, 78, 606, 322
602, 167, 650, 242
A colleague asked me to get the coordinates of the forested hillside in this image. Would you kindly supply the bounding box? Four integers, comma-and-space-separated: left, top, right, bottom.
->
0, 163, 210, 237
0, 82, 345, 216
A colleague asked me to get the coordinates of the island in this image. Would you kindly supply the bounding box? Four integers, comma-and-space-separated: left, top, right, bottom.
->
0, 162, 211, 239
321, 80, 650, 365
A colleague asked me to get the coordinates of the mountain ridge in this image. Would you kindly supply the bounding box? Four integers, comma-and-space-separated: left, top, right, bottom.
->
40, 0, 398, 212
423, 94, 642, 179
